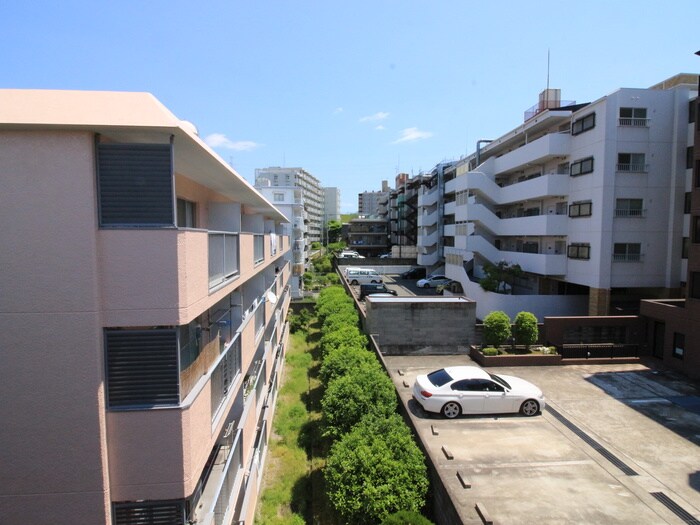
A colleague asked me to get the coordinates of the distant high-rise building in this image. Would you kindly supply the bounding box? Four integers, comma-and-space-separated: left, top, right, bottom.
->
358, 181, 390, 217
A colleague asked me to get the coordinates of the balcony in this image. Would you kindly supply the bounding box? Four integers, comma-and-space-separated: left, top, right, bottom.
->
492, 132, 571, 175
417, 209, 438, 227
418, 229, 438, 248
618, 118, 650, 127
418, 188, 439, 207
616, 164, 648, 173
209, 232, 240, 290
614, 208, 645, 218
466, 235, 567, 276
450, 171, 570, 205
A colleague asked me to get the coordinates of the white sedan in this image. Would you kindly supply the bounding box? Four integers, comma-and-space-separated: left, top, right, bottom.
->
412, 366, 545, 418
416, 274, 452, 288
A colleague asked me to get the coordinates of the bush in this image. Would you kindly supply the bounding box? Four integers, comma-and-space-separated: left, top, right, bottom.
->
325, 414, 428, 524
325, 272, 340, 285
322, 310, 359, 333
320, 325, 368, 356
513, 311, 538, 349
289, 308, 312, 333
321, 364, 396, 439
316, 297, 355, 322
320, 345, 381, 383
313, 254, 332, 274
382, 510, 435, 525
482, 347, 499, 356
483, 311, 511, 347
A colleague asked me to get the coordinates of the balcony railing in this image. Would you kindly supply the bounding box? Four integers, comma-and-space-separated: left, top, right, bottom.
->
210, 336, 242, 422
614, 209, 645, 218
209, 232, 240, 289
618, 118, 650, 127
253, 234, 264, 264
612, 253, 642, 262
616, 164, 648, 173
212, 428, 244, 525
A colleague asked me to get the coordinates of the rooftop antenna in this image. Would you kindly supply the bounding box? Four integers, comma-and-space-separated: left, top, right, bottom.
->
546, 48, 550, 93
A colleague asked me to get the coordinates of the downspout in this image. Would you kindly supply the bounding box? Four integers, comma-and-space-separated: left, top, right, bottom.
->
476, 139, 493, 167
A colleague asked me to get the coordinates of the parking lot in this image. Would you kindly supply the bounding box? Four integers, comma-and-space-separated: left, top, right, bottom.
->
384, 354, 700, 524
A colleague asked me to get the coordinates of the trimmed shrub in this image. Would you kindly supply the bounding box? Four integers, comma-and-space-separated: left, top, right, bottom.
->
483, 310, 511, 347
322, 310, 360, 333
320, 345, 380, 383
513, 311, 538, 349
320, 325, 368, 356
325, 414, 428, 525
321, 364, 396, 439
382, 510, 435, 525
288, 308, 312, 333
482, 347, 499, 356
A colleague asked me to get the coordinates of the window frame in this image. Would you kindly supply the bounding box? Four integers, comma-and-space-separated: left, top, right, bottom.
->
614, 198, 643, 218
572, 112, 596, 135
176, 198, 197, 228
672, 332, 685, 359
567, 243, 590, 260
612, 242, 642, 262
570, 157, 594, 177
569, 201, 592, 218
617, 153, 647, 173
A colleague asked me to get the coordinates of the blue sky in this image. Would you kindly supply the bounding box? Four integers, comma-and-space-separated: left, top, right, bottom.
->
2, 1, 699, 212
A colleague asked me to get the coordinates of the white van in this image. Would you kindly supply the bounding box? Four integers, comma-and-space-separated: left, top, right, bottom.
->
346, 268, 383, 285
344, 266, 374, 277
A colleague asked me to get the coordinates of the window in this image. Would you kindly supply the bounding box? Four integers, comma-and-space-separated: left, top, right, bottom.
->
273, 192, 285, 202
619, 107, 648, 126
176, 198, 197, 228
682, 237, 689, 259
694, 216, 700, 243
691, 272, 700, 299
617, 153, 647, 172
567, 243, 590, 260
569, 201, 592, 218
615, 198, 643, 217
570, 157, 594, 177
687, 147, 695, 170
672, 333, 685, 359
685, 192, 692, 214
97, 143, 174, 226
613, 243, 641, 262
689, 99, 696, 124
697, 160, 700, 187
572, 113, 596, 135
113, 500, 185, 525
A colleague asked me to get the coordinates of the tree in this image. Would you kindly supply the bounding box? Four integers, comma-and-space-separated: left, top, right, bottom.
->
320, 325, 368, 356
325, 414, 429, 525
320, 345, 381, 383
513, 311, 538, 349
321, 364, 396, 439
479, 261, 523, 294
382, 510, 435, 525
327, 220, 342, 244
483, 310, 511, 347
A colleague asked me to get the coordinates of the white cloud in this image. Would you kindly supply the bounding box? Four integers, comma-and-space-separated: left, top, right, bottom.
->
359, 111, 389, 123
375, 125, 385, 131
333, 107, 344, 114
204, 133, 261, 151
392, 127, 433, 144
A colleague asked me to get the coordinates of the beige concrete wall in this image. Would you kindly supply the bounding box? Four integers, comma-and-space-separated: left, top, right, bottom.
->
0, 131, 111, 523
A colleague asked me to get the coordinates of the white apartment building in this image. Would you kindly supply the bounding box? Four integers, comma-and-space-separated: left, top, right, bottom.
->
324, 186, 341, 223
255, 167, 324, 246
417, 74, 698, 320
255, 184, 307, 298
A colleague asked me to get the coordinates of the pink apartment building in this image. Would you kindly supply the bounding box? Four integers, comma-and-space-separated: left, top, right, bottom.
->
0, 90, 292, 524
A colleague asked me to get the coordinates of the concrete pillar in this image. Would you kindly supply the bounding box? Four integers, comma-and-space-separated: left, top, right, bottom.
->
588, 287, 610, 316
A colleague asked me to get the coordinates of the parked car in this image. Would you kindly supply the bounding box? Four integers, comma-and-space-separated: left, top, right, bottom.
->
359, 283, 398, 300
378, 253, 392, 259
412, 366, 545, 418
417, 274, 451, 288
346, 269, 383, 285
338, 250, 365, 259
400, 267, 427, 280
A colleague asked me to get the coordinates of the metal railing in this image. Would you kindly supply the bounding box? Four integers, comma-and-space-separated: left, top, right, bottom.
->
618, 118, 650, 127
209, 232, 240, 289
616, 163, 648, 173
212, 428, 244, 525
559, 343, 639, 359
614, 208, 645, 218
210, 337, 242, 422
612, 253, 642, 262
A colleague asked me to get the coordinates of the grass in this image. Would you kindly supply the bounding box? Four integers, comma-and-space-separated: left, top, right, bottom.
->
256, 322, 340, 525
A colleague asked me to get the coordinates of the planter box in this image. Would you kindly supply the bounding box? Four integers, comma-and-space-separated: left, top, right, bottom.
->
470, 346, 562, 367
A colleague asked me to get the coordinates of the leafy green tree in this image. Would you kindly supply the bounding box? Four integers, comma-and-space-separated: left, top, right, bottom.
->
327, 220, 342, 244
320, 325, 367, 356
322, 310, 359, 333
288, 308, 312, 333
480, 261, 523, 293
513, 311, 538, 349
325, 414, 429, 524
381, 510, 435, 525
483, 310, 511, 347
321, 364, 396, 439
320, 345, 380, 383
